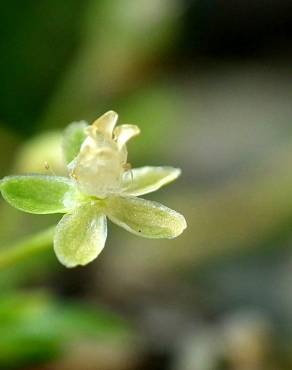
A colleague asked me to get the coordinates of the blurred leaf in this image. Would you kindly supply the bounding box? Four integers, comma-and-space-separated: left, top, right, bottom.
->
0, 291, 134, 369
40, 0, 181, 129
62, 121, 87, 164
0, 0, 88, 134
14, 131, 65, 175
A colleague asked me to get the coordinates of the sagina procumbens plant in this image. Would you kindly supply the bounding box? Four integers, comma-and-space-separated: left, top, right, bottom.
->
0, 111, 187, 267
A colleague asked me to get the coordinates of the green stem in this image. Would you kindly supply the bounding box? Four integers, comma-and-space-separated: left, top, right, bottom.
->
0, 226, 55, 269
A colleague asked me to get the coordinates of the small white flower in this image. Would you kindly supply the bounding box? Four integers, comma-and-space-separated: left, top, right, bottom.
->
69, 111, 140, 198
0, 111, 187, 268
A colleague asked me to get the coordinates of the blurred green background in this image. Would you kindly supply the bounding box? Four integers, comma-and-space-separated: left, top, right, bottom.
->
1, 0, 292, 369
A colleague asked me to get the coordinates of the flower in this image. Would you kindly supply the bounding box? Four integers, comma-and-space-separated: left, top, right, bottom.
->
69, 111, 140, 198
0, 111, 187, 268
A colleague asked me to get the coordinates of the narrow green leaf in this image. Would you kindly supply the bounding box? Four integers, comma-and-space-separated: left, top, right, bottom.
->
54, 202, 107, 268
0, 175, 78, 214
122, 166, 181, 196
105, 196, 187, 239
62, 121, 87, 164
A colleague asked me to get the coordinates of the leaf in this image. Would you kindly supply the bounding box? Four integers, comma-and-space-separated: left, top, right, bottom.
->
0, 292, 61, 367
0, 291, 134, 368
62, 121, 87, 164
0, 175, 78, 214
122, 166, 181, 196
54, 202, 107, 267
105, 195, 186, 239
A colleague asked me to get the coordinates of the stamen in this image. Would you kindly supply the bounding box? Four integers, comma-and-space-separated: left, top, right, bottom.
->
44, 161, 56, 176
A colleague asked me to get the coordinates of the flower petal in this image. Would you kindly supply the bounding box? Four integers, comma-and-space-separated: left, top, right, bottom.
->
122, 166, 181, 196
54, 202, 107, 267
0, 175, 79, 214
62, 121, 88, 164
90, 111, 118, 138
105, 196, 186, 239
114, 124, 140, 149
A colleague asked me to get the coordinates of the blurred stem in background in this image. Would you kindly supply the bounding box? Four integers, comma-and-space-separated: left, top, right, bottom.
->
0, 227, 54, 269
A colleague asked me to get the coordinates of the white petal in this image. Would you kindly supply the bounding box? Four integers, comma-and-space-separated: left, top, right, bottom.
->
105, 195, 186, 239
54, 203, 107, 267
114, 124, 140, 149
122, 166, 181, 196
90, 111, 118, 138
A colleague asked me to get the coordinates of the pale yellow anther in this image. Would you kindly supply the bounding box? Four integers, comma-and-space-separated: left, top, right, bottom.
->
114, 124, 141, 149
90, 110, 118, 138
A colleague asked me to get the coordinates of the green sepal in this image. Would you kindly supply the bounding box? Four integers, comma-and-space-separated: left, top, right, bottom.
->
54, 202, 107, 268
105, 195, 187, 239
122, 166, 181, 196
62, 121, 87, 164
0, 175, 79, 214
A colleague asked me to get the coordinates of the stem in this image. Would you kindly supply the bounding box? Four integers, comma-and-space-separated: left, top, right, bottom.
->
0, 226, 55, 269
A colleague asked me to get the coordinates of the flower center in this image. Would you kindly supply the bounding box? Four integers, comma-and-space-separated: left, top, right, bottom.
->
68, 111, 139, 198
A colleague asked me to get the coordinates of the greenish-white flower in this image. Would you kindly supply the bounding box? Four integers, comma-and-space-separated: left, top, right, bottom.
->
0, 111, 187, 268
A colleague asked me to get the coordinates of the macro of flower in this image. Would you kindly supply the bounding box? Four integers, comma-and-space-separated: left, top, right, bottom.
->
0, 111, 187, 268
